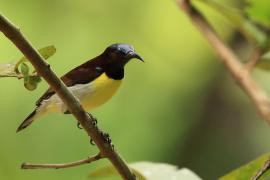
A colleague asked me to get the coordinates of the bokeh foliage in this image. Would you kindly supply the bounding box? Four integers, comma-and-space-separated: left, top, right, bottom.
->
1, 0, 270, 179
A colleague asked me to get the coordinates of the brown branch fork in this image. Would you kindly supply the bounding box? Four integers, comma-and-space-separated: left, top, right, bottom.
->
177, 0, 270, 125
0, 14, 135, 180
177, 0, 270, 179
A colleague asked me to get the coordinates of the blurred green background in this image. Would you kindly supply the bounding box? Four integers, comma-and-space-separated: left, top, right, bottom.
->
1, 0, 270, 179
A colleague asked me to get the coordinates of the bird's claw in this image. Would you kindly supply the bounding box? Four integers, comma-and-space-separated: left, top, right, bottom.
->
88, 113, 97, 126
100, 130, 114, 149
90, 138, 95, 145
101, 131, 111, 144
85, 113, 113, 148
77, 113, 97, 130
89, 130, 114, 149
77, 122, 83, 129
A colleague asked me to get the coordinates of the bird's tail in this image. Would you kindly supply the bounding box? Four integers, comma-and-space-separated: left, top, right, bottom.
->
17, 109, 38, 133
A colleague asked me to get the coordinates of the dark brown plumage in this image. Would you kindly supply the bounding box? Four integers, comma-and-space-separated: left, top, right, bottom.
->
17, 43, 143, 132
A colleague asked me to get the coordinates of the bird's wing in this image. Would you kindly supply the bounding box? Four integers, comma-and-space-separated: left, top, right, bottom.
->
35, 58, 104, 106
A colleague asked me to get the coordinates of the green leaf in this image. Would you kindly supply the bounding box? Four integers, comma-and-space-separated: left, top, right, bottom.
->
20, 63, 29, 77
244, 0, 270, 50
20, 63, 40, 91
197, 0, 244, 28
13, 45, 56, 90
30, 76, 41, 84
37, 45, 56, 60
19, 45, 56, 62
24, 81, 37, 91
243, 20, 269, 50
14, 45, 56, 74
197, 0, 269, 50
255, 51, 270, 70
0, 46, 55, 89
219, 153, 270, 180
245, 0, 270, 26
23, 76, 41, 91
89, 162, 201, 180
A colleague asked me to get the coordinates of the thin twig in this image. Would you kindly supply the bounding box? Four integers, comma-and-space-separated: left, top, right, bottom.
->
0, 63, 23, 78
22, 154, 102, 169
0, 74, 22, 78
0, 14, 135, 180
177, 0, 270, 125
252, 157, 270, 180
245, 47, 262, 71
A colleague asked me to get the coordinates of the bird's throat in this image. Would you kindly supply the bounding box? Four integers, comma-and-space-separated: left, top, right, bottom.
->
105, 66, 124, 80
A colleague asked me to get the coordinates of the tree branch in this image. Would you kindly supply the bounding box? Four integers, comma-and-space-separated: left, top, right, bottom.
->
177, 0, 270, 125
22, 154, 102, 169
0, 14, 135, 180
252, 157, 270, 180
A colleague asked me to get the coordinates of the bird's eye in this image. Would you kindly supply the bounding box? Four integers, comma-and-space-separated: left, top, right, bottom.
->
120, 51, 126, 55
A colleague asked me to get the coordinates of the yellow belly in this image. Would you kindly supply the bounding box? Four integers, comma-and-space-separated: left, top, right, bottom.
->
80, 73, 122, 110
41, 73, 122, 113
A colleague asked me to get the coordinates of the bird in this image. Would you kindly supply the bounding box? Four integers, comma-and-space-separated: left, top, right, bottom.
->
16, 43, 143, 132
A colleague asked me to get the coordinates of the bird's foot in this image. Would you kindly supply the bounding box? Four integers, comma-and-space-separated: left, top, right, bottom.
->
89, 130, 114, 149
77, 122, 83, 129
100, 131, 112, 144
100, 130, 114, 149
82, 113, 112, 148
87, 113, 97, 126
77, 113, 97, 130
63, 110, 84, 130
90, 138, 95, 145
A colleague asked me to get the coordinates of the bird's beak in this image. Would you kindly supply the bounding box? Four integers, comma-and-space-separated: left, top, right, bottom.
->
129, 52, 144, 62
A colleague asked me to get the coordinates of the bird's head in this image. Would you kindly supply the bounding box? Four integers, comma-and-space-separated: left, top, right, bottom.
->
103, 43, 144, 67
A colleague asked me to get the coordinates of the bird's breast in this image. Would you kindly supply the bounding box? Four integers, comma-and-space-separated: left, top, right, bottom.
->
40, 73, 122, 113
74, 73, 122, 110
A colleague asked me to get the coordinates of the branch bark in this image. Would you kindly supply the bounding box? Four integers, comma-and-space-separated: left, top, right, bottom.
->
0, 14, 135, 180
252, 157, 270, 180
22, 154, 102, 169
177, 0, 270, 125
